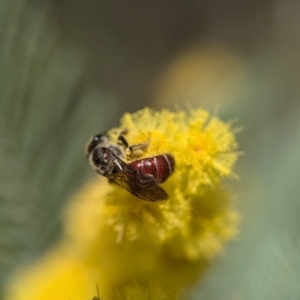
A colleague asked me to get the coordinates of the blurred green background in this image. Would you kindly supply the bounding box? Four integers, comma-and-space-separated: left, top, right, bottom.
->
1, 0, 300, 299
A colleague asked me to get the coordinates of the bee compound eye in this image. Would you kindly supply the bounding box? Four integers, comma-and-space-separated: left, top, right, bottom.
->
92, 148, 104, 166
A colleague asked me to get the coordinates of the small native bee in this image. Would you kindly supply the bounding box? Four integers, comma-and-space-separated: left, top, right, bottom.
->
85, 131, 175, 202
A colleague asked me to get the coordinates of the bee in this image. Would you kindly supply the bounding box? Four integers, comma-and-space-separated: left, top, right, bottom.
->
85, 131, 175, 202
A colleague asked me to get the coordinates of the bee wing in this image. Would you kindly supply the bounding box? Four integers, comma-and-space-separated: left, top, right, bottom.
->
104, 148, 169, 202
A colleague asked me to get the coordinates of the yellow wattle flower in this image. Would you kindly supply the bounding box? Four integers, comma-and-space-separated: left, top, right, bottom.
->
5, 108, 240, 300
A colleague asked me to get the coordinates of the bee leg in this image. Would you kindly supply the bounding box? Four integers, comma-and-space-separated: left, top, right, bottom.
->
118, 129, 150, 160
117, 134, 129, 149
126, 139, 149, 160
128, 142, 148, 153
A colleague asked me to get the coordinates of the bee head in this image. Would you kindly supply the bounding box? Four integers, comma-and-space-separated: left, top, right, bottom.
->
85, 133, 109, 157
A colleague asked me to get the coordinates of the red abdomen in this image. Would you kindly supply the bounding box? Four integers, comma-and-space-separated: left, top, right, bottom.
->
129, 154, 175, 183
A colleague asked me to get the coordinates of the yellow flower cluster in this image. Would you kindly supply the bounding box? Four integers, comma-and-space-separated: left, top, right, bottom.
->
5, 108, 240, 300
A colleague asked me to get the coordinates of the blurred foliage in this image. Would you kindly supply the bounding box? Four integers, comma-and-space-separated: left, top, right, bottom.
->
0, 0, 121, 296
1, 0, 300, 299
